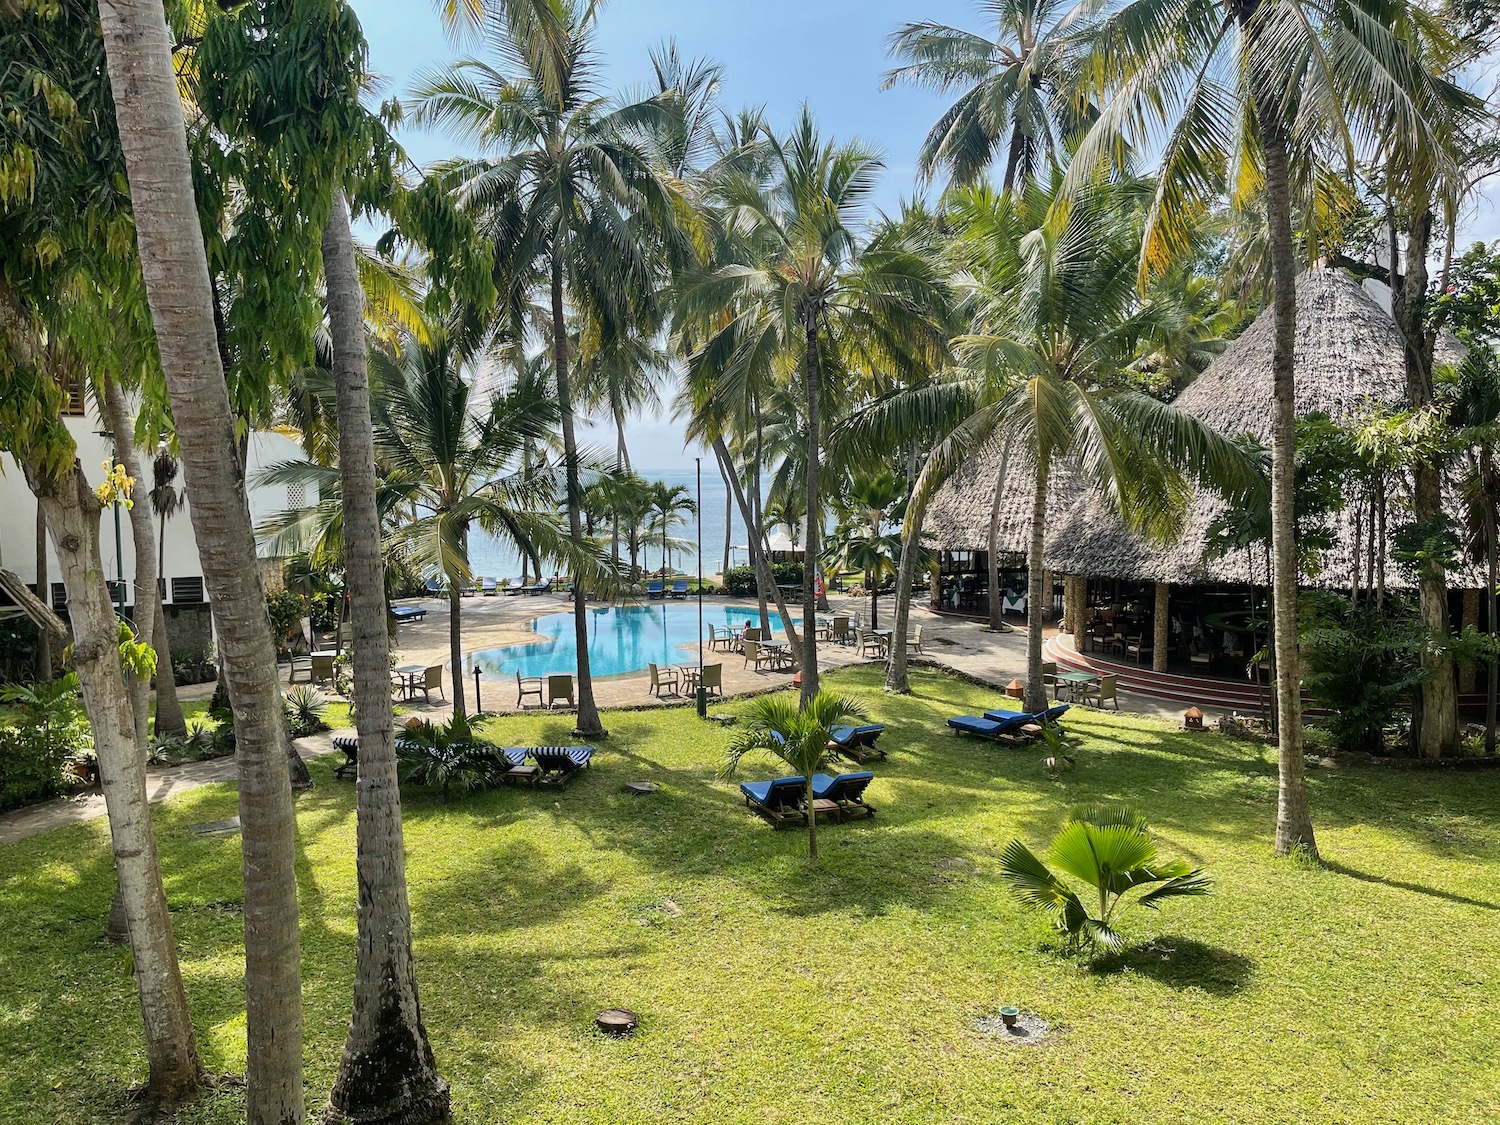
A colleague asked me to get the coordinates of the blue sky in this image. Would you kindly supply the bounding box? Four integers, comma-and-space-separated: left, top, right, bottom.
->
348, 0, 1500, 471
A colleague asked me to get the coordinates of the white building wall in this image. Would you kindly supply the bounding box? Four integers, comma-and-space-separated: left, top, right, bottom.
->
0, 403, 314, 607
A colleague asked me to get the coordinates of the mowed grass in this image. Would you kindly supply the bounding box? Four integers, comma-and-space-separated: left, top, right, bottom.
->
2, 665, 1498, 1124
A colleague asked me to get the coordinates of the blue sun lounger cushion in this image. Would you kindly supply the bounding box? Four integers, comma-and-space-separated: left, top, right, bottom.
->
980, 709, 1040, 729
948, 714, 1040, 740
810, 771, 877, 819
739, 775, 807, 828
831, 723, 885, 747
646, 579, 665, 598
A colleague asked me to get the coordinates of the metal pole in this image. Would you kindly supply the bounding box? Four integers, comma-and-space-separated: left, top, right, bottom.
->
113, 498, 126, 618
473, 666, 482, 714
696, 456, 706, 718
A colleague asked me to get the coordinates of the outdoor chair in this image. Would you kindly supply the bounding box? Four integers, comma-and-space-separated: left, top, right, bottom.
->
484, 746, 539, 785
910, 625, 925, 654
648, 662, 679, 697
707, 624, 734, 653
531, 745, 594, 787
810, 772, 876, 821
516, 671, 543, 709
522, 578, 553, 596
416, 665, 445, 704
977, 710, 1047, 734
502, 578, 526, 595
738, 775, 808, 829
1041, 661, 1058, 697
742, 639, 776, 672
288, 653, 314, 684
547, 674, 575, 709
1080, 674, 1120, 709
1125, 636, 1152, 664
830, 617, 853, 646
699, 663, 724, 698
481, 577, 498, 595
310, 653, 335, 685
857, 628, 887, 659
671, 579, 689, 598
332, 735, 358, 780
423, 577, 444, 597
646, 579, 665, 599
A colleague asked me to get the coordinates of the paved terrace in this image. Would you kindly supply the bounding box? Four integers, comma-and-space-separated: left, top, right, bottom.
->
0, 592, 1220, 846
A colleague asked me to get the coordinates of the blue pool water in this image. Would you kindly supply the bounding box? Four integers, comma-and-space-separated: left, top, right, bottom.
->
463, 603, 792, 680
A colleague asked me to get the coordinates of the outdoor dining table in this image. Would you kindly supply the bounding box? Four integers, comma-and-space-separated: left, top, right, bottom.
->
760, 640, 794, 669
392, 664, 426, 700
1053, 670, 1101, 701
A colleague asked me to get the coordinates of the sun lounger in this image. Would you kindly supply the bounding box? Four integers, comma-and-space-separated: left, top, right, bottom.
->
389, 604, 427, 623
502, 578, 526, 595
829, 723, 886, 762
332, 735, 358, 780
423, 578, 444, 597
530, 745, 593, 786
670, 579, 689, 598
646, 579, 665, 599
521, 578, 553, 595
980, 704, 1071, 728
738, 775, 808, 829
810, 771, 876, 821
947, 714, 1049, 744
481, 577, 498, 595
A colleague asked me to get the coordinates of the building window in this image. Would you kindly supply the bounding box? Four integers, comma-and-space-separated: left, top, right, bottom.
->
171, 577, 205, 604
51, 583, 67, 611
287, 482, 306, 509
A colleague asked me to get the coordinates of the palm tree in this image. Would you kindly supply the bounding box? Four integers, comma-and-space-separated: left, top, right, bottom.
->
411, 0, 691, 737
723, 689, 870, 861
321, 193, 450, 1123
371, 335, 568, 717
647, 481, 697, 574
675, 108, 951, 703
883, 0, 1097, 189
1067, 0, 1466, 856
148, 447, 187, 736
94, 2, 304, 1118
841, 469, 906, 629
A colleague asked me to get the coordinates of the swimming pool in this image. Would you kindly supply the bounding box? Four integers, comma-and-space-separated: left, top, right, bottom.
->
464, 603, 790, 680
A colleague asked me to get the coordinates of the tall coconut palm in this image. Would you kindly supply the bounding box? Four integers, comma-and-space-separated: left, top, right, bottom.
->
675, 108, 952, 703
147, 447, 187, 736
842, 469, 906, 629
883, 0, 1098, 189
410, 0, 691, 737
321, 192, 449, 1124
94, 3, 305, 1119
371, 334, 569, 717
1067, 0, 1469, 856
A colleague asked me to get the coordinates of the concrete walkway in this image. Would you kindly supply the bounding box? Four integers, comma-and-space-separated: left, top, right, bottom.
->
0, 594, 1207, 848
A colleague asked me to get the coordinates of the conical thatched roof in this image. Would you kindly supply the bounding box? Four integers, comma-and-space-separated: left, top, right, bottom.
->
924, 444, 1088, 558
926, 268, 1472, 589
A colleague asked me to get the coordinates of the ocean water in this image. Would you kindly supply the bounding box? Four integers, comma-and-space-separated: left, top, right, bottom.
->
463, 602, 791, 680
467, 467, 741, 580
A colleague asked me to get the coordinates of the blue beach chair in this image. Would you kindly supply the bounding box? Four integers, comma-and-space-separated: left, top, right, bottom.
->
646, 579, 666, 599
739, 775, 808, 828
810, 771, 876, 821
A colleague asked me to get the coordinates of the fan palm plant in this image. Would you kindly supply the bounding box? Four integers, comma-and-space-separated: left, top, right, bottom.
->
722, 690, 870, 861
647, 481, 697, 574
675, 108, 952, 702
1066, 0, 1472, 856
841, 469, 907, 629
883, 0, 1098, 189
999, 804, 1211, 953
409, 0, 692, 737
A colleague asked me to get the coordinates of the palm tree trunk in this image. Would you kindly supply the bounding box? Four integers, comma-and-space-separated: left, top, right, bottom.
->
449, 584, 465, 717
322, 194, 449, 1124
1254, 98, 1318, 860
550, 250, 605, 737
753, 404, 771, 635
1483, 447, 1498, 754
1023, 457, 1049, 714
722, 473, 732, 578
987, 441, 1014, 632
35, 504, 51, 681
1396, 207, 1459, 758
885, 461, 939, 694
1001, 118, 1026, 194
28, 459, 204, 1109
711, 437, 801, 646
94, 3, 306, 1116
101, 380, 156, 753
800, 324, 822, 704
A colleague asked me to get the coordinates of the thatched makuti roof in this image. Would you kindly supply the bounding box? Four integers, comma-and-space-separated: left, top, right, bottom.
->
926, 267, 1473, 589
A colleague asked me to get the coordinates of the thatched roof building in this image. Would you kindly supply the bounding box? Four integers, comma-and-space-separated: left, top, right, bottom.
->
925, 267, 1470, 589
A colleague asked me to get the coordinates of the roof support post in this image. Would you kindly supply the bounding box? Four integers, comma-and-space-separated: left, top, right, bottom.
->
1154, 582, 1171, 673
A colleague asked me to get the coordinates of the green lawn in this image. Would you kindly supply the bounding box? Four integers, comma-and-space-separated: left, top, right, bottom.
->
2, 666, 1497, 1123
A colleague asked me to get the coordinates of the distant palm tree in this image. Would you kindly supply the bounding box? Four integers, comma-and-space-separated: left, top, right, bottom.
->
647, 481, 697, 574
148, 448, 186, 736
884, 0, 1096, 189
841, 469, 906, 629
675, 108, 951, 702
411, 0, 691, 736
723, 689, 870, 861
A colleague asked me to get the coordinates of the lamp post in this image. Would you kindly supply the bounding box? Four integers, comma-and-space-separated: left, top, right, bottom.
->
696, 456, 706, 718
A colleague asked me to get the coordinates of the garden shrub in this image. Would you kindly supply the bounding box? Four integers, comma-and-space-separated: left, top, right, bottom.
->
721, 562, 805, 597
283, 686, 332, 739
1301, 593, 1426, 754
395, 715, 503, 798
0, 675, 91, 810
266, 589, 309, 649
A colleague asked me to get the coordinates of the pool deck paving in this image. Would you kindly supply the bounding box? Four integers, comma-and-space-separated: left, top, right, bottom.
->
0, 592, 1221, 846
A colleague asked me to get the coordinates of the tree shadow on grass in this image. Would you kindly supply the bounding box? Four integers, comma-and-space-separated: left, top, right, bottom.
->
1087, 935, 1254, 996
1322, 860, 1500, 911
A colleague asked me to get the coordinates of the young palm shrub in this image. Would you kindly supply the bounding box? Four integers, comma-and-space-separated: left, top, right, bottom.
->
723, 690, 869, 861
999, 804, 1210, 953
395, 715, 499, 800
